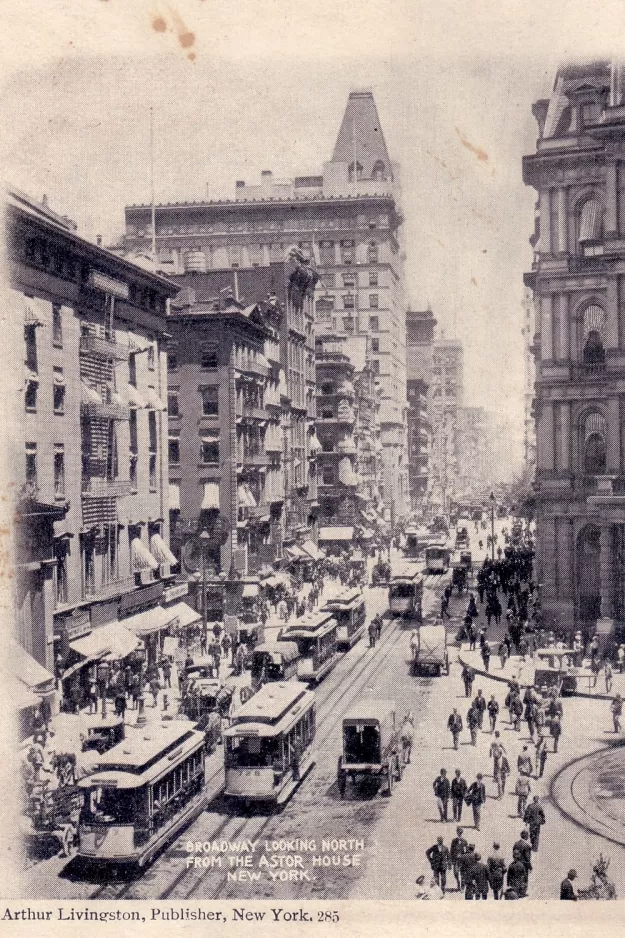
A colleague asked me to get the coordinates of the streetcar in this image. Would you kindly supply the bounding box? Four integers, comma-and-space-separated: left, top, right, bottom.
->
223, 682, 316, 805
278, 610, 340, 683
424, 544, 451, 574
76, 721, 207, 867
338, 700, 403, 796
388, 567, 424, 620
322, 588, 366, 649
250, 642, 300, 692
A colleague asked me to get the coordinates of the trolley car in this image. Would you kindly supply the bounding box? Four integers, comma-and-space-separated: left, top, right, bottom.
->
322, 588, 366, 649
388, 567, 424, 620
279, 610, 340, 683
223, 682, 316, 805
250, 642, 300, 691
424, 544, 451, 575
76, 721, 206, 867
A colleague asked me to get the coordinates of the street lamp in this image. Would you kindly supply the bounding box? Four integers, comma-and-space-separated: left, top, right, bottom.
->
489, 491, 496, 561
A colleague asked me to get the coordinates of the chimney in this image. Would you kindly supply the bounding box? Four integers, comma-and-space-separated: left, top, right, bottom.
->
96, 235, 102, 247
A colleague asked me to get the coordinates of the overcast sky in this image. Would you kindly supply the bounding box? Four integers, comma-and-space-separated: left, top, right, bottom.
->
3, 0, 625, 464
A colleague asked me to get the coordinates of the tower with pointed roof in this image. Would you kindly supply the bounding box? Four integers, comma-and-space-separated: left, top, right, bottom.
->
122, 89, 409, 525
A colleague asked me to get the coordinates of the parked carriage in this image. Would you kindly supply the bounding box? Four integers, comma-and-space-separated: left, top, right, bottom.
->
21, 781, 82, 858
338, 701, 403, 796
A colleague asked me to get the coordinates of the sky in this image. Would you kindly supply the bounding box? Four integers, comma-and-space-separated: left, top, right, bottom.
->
3, 0, 625, 469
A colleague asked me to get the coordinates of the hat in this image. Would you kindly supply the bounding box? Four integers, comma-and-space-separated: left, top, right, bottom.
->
568, 870, 577, 879
493, 842, 500, 849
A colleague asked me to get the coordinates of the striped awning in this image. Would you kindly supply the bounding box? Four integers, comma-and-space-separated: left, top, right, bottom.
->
122, 605, 173, 636
579, 200, 603, 242
130, 537, 159, 572
150, 533, 177, 566
583, 305, 606, 339
144, 387, 166, 411
169, 481, 180, 510
584, 412, 607, 441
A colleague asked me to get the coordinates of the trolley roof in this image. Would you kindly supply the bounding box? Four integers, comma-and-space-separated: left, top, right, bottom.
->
323, 587, 364, 609
280, 610, 337, 639
89, 721, 198, 772
390, 565, 423, 582
252, 642, 300, 664
231, 681, 315, 727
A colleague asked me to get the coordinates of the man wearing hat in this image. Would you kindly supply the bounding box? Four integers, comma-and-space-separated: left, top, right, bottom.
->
611, 693, 623, 734
487, 843, 507, 899
560, 869, 578, 900
425, 836, 451, 894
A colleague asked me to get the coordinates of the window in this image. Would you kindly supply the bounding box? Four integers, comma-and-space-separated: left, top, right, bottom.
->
200, 343, 218, 369
372, 160, 386, 181
201, 431, 220, 464
369, 316, 379, 331
25, 443, 37, 486
168, 436, 180, 465
54, 445, 65, 496
149, 453, 157, 491
147, 342, 155, 370
319, 242, 335, 267
372, 359, 380, 374
583, 412, 607, 474
130, 455, 138, 491
168, 391, 179, 416
128, 352, 137, 386
54, 540, 68, 605
342, 272, 356, 287
369, 271, 378, 287
581, 102, 599, 127
107, 423, 119, 481
367, 242, 378, 264
82, 535, 95, 597
53, 369, 65, 414
343, 294, 355, 310
167, 350, 178, 372
582, 306, 606, 366
25, 378, 38, 411
347, 161, 363, 183
371, 338, 380, 353
201, 386, 219, 416
578, 198, 604, 250
24, 324, 37, 372
369, 294, 379, 309
129, 409, 138, 491
340, 240, 355, 264
52, 304, 62, 346
321, 272, 336, 288
148, 410, 158, 451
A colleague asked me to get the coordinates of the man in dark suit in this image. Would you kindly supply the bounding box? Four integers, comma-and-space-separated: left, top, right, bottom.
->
560, 869, 577, 900
468, 852, 490, 900
450, 826, 468, 891
523, 796, 546, 851
467, 773, 486, 831
433, 768, 451, 821
451, 769, 467, 822
460, 844, 478, 900
507, 849, 528, 898
425, 836, 451, 894
513, 830, 533, 878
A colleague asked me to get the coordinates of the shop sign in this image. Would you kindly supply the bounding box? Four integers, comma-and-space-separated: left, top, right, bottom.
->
88, 270, 129, 299
61, 610, 91, 641
163, 582, 189, 602
119, 580, 164, 614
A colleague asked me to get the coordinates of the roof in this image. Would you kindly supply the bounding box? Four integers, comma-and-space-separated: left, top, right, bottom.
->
343, 699, 396, 724
125, 193, 397, 212
280, 611, 337, 639
231, 682, 313, 726
252, 642, 300, 664
92, 721, 198, 772
331, 91, 393, 180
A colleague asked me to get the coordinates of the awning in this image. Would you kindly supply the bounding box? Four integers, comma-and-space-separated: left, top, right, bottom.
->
150, 533, 177, 566
11, 643, 55, 693
15, 681, 40, 710
201, 481, 220, 510
242, 583, 259, 598
68, 623, 140, 664
81, 380, 101, 405
285, 544, 307, 560
25, 370, 39, 385
165, 601, 201, 630
300, 539, 325, 561
579, 199, 603, 242
131, 537, 159, 572
318, 526, 354, 542
127, 383, 146, 408
309, 434, 321, 453
144, 387, 166, 411
123, 605, 174, 636
169, 481, 180, 510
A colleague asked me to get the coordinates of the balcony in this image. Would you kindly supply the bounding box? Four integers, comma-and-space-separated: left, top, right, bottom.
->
570, 362, 608, 382
248, 502, 271, 519
568, 253, 619, 274
82, 477, 133, 497
239, 404, 267, 421
83, 576, 136, 602
336, 440, 357, 455
80, 334, 129, 361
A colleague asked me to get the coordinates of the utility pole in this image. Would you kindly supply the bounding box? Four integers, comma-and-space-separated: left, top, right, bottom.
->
490, 491, 496, 561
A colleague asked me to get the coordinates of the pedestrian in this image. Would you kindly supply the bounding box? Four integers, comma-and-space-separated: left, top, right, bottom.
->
560, 869, 578, 900
513, 830, 533, 877
517, 745, 533, 777
487, 843, 507, 900
114, 692, 126, 720
450, 826, 468, 891
526, 701, 537, 740
87, 678, 98, 715
441, 594, 451, 621
467, 593, 478, 620
550, 713, 562, 753
473, 689, 486, 729
507, 850, 529, 899
149, 675, 160, 707
498, 640, 509, 670
221, 632, 232, 663
515, 774, 531, 818
374, 614, 382, 642
495, 754, 510, 799
535, 703, 546, 740
605, 661, 613, 695
461, 664, 475, 698
489, 731, 506, 776
510, 694, 523, 732
535, 737, 548, 778
461, 844, 478, 899
591, 655, 601, 688
487, 695, 499, 733
368, 619, 377, 649
466, 621, 477, 651
447, 709, 463, 750
523, 796, 546, 852
481, 643, 491, 673
425, 836, 451, 894
611, 693, 623, 733
433, 768, 450, 822
467, 774, 486, 831
130, 672, 142, 710
469, 853, 489, 900
467, 704, 479, 746
451, 769, 467, 821
161, 659, 172, 689
618, 644, 625, 674
414, 874, 443, 900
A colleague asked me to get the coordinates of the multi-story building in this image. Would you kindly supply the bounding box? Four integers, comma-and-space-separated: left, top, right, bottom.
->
457, 406, 490, 497
166, 257, 318, 576
428, 337, 464, 512
406, 309, 436, 511
119, 89, 409, 522
523, 60, 625, 641
6, 187, 178, 705
523, 286, 538, 472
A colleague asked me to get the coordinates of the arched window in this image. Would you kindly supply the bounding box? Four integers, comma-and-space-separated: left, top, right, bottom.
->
582, 305, 606, 365
582, 411, 607, 474
578, 198, 604, 256
348, 161, 363, 183
372, 160, 386, 181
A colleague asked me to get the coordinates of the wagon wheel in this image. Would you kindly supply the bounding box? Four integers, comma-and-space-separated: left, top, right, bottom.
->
387, 760, 394, 796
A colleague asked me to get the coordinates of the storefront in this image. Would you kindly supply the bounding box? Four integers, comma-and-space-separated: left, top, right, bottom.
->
318, 526, 354, 556
61, 622, 142, 711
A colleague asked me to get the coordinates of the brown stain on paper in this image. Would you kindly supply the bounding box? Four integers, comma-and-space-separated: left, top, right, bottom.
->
455, 127, 488, 163
151, 9, 196, 60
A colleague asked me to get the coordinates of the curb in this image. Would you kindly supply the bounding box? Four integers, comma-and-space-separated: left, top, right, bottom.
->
550, 745, 625, 849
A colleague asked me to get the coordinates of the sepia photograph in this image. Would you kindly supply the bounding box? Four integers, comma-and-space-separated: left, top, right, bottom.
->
3, 0, 625, 923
